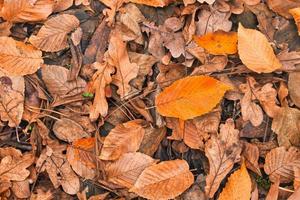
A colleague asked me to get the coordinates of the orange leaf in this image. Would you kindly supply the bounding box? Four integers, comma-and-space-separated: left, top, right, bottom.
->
155, 76, 231, 120
129, 0, 174, 7
289, 7, 300, 35
237, 24, 282, 73
193, 31, 238, 55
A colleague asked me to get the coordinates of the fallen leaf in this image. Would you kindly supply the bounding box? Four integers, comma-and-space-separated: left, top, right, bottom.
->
100, 120, 145, 160
0, 0, 53, 22
289, 66, 300, 108
157, 63, 186, 88
0, 22, 12, 36
271, 106, 300, 147
205, 119, 242, 198
67, 137, 96, 179
238, 24, 282, 73
288, 187, 300, 200
264, 146, 300, 183
107, 32, 139, 99
100, 0, 126, 25
290, 7, 300, 35
267, 0, 300, 18
30, 189, 53, 200
0, 37, 43, 76
218, 162, 252, 200
53, 118, 90, 143
88, 62, 114, 120
0, 74, 24, 127
106, 152, 156, 188
198, 0, 216, 4
192, 55, 228, 75
277, 49, 300, 71
242, 141, 261, 175
139, 126, 166, 156
193, 31, 238, 55
29, 14, 80, 52
156, 75, 231, 120
129, 0, 174, 7
53, 0, 73, 12
266, 180, 280, 200
129, 159, 194, 199
12, 180, 30, 199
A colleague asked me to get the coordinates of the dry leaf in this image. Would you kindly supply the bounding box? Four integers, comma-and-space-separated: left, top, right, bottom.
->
107, 32, 139, 99
264, 146, 300, 183
289, 66, 300, 108
88, 62, 114, 120
0, 0, 53, 22
238, 24, 282, 73
100, 0, 126, 25
218, 162, 252, 200
266, 180, 280, 200
67, 137, 96, 179
53, 0, 73, 12
242, 141, 261, 175
0, 74, 24, 127
129, 0, 174, 7
100, 120, 145, 160
198, 0, 216, 4
156, 76, 231, 120
29, 14, 80, 52
290, 7, 300, 35
139, 126, 166, 156
129, 159, 194, 200
193, 31, 238, 55
271, 106, 300, 147
287, 187, 300, 200
205, 119, 242, 198
53, 118, 90, 143
0, 22, 12, 36
12, 180, 30, 199
106, 152, 156, 188
0, 37, 43, 76
30, 189, 53, 200
267, 0, 300, 18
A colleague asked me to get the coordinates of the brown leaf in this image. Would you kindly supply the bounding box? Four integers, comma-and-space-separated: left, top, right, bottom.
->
100, 120, 145, 160
157, 63, 186, 88
88, 62, 114, 120
267, 0, 300, 19
139, 126, 166, 156
0, 0, 53, 22
0, 22, 12, 36
100, 0, 126, 26
205, 119, 242, 198
278, 49, 300, 71
287, 187, 300, 200
271, 106, 300, 147
0, 37, 43, 76
12, 180, 31, 199
129, 0, 174, 7
53, 0, 73, 12
53, 118, 90, 143
106, 152, 156, 188
29, 14, 80, 52
30, 189, 53, 200
264, 146, 300, 183
129, 159, 194, 199
288, 65, 300, 107
266, 180, 280, 200
107, 32, 139, 99
242, 141, 261, 175
290, 7, 300, 35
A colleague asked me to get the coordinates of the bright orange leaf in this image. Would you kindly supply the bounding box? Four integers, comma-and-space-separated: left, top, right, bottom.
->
129, 0, 174, 7
156, 76, 231, 120
193, 31, 238, 55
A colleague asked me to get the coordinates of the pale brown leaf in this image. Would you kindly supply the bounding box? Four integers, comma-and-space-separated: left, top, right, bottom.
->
29, 14, 80, 52
267, 0, 300, 18
129, 159, 194, 200
288, 66, 300, 108
53, 0, 73, 12
242, 141, 261, 175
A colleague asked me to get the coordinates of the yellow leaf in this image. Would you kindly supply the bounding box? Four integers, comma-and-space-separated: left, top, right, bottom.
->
193, 31, 238, 55
155, 76, 231, 120
289, 7, 300, 35
218, 162, 252, 200
237, 24, 282, 73
129, 0, 174, 7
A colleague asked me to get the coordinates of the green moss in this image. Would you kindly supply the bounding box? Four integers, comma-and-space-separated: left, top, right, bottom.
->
82, 92, 94, 98
256, 176, 271, 190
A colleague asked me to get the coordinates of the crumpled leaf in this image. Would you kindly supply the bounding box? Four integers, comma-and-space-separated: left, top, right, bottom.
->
218, 162, 252, 200
0, 0, 53, 22
156, 75, 231, 120
129, 159, 194, 200
193, 31, 238, 55
271, 106, 300, 147
0, 74, 24, 127
264, 146, 300, 183
129, 0, 174, 7
106, 152, 156, 188
88, 62, 114, 120
100, 0, 126, 25
205, 119, 242, 198
107, 32, 139, 99
29, 14, 80, 52
290, 7, 300, 35
100, 120, 145, 160
0, 37, 43, 76
238, 24, 282, 73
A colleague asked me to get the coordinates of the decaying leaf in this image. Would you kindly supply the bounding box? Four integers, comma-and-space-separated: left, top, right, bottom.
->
237, 24, 282, 73
193, 31, 238, 55
29, 14, 80, 52
129, 159, 194, 200
100, 120, 145, 160
0, 37, 43, 76
106, 152, 156, 188
156, 76, 231, 120
205, 119, 242, 198
218, 162, 252, 200
129, 0, 174, 7
264, 146, 300, 183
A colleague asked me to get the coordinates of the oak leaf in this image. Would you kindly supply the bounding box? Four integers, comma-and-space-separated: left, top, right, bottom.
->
128, 0, 174, 7
0, 0, 53, 22
106, 152, 156, 188
99, 120, 145, 160
290, 7, 300, 35
218, 162, 252, 200
88, 62, 114, 120
156, 75, 231, 120
205, 119, 242, 198
237, 24, 282, 73
0, 37, 43, 76
264, 146, 300, 183
29, 14, 80, 52
193, 31, 238, 55
129, 159, 194, 200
